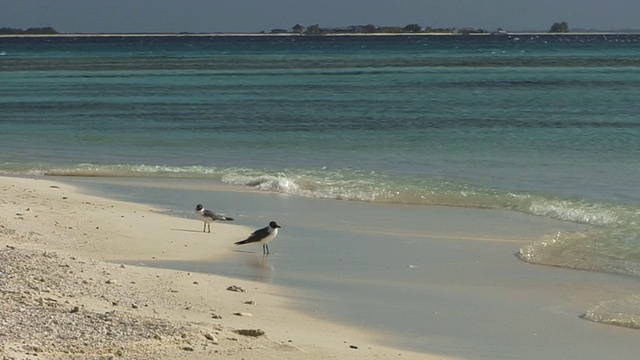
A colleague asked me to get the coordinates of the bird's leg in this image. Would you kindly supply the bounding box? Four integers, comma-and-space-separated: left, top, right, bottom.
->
203, 223, 207, 232
265, 244, 270, 254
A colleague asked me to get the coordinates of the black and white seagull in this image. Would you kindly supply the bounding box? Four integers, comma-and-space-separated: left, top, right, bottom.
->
195, 204, 234, 233
234, 221, 281, 254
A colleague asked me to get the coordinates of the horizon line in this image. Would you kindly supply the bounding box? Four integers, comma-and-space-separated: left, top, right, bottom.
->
3, 31, 640, 38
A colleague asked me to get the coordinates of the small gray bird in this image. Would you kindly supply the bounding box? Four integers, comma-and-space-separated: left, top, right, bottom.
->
234, 221, 281, 254
195, 204, 234, 233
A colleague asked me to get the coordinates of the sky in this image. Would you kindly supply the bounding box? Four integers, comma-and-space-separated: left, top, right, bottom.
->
1, 0, 639, 34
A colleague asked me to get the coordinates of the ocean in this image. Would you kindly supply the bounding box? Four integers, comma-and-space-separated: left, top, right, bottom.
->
2, 34, 640, 358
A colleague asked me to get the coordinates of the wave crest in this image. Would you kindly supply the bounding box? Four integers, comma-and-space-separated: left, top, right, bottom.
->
221, 173, 300, 192
582, 295, 640, 330
525, 198, 622, 226
517, 225, 640, 278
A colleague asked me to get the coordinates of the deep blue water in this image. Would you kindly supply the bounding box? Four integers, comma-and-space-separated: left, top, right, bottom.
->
1, 33, 640, 280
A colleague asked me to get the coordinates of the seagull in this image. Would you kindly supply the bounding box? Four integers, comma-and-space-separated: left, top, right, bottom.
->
195, 204, 234, 233
235, 221, 281, 254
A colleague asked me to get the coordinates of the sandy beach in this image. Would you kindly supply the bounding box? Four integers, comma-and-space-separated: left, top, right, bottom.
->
0, 175, 452, 360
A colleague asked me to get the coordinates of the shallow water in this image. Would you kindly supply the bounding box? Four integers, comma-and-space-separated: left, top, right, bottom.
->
55, 176, 640, 360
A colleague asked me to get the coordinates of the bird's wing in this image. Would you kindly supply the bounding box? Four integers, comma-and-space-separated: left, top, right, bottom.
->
203, 209, 234, 221
236, 227, 269, 244
203, 209, 223, 220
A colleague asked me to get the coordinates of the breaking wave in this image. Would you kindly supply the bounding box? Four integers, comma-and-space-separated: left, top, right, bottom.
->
581, 295, 640, 330
2, 162, 637, 227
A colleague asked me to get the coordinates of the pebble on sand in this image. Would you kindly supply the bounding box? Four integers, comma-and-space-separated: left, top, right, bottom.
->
234, 329, 265, 337
226, 285, 246, 293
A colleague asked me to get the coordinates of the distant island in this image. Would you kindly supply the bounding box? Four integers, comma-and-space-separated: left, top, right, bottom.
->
2, 22, 640, 36
0, 27, 58, 35
266, 21, 636, 35
266, 23, 484, 35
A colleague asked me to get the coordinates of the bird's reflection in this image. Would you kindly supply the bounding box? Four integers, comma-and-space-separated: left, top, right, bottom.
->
243, 253, 274, 283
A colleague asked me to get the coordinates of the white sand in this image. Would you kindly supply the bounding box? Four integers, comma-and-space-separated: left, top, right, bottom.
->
0, 175, 456, 359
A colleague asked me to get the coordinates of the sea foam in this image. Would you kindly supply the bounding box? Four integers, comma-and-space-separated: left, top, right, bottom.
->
582, 294, 640, 330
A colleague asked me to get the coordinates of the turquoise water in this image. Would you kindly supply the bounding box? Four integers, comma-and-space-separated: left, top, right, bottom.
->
2, 34, 640, 334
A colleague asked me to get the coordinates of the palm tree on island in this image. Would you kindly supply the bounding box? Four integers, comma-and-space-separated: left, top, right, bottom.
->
292, 24, 305, 34
549, 21, 570, 33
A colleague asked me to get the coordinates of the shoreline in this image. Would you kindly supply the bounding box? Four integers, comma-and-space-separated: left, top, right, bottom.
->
0, 175, 450, 359
3, 175, 640, 359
